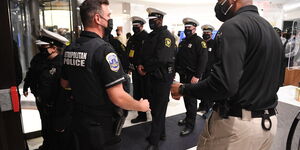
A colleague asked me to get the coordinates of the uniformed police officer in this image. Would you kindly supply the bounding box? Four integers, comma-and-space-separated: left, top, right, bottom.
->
60, 0, 150, 150
24, 28, 69, 150
127, 16, 149, 123
175, 18, 207, 136
171, 0, 283, 150
197, 24, 216, 115
104, 19, 131, 93
138, 8, 176, 150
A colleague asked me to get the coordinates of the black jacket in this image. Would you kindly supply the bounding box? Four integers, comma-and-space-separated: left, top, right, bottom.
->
141, 26, 176, 77
176, 34, 208, 78
127, 30, 148, 68
183, 5, 284, 111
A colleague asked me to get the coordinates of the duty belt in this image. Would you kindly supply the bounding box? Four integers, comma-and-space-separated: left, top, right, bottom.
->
229, 108, 276, 131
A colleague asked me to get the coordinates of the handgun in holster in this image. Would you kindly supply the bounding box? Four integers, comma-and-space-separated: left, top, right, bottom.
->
113, 107, 128, 136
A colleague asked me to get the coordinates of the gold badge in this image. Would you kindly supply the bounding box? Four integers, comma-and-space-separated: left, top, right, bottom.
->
129, 50, 135, 58
165, 38, 171, 47
201, 41, 207, 49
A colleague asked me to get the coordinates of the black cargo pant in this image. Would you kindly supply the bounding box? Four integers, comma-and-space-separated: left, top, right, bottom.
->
198, 71, 214, 112
69, 110, 120, 150
180, 73, 197, 129
148, 75, 172, 145
132, 70, 149, 119
36, 97, 56, 150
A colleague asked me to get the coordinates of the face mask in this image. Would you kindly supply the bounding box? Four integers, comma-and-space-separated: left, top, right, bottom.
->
202, 34, 211, 40
39, 47, 48, 53
133, 27, 141, 34
184, 29, 193, 37
105, 19, 113, 36
214, 0, 235, 22
284, 33, 291, 40
149, 19, 157, 30
41, 48, 51, 57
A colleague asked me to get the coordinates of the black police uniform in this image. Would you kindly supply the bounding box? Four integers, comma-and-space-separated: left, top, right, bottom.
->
62, 31, 126, 150
23, 53, 48, 97
25, 54, 62, 150
141, 26, 176, 145
107, 34, 131, 93
127, 30, 148, 120
176, 33, 207, 129
198, 39, 216, 113
181, 5, 283, 123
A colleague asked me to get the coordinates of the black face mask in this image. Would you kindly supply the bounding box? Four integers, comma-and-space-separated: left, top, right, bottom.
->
149, 19, 157, 30
133, 27, 141, 34
40, 48, 51, 57
184, 29, 193, 37
105, 19, 113, 36
283, 33, 291, 40
202, 34, 211, 40
214, 0, 235, 22
39, 47, 47, 53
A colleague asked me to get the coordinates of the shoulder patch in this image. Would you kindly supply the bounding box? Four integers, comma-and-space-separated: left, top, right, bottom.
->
106, 53, 120, 72
165, 38, 171, 47
201, 41, 207, 49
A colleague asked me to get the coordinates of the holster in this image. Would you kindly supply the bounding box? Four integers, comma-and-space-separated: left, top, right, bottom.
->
113, 107, 128, 136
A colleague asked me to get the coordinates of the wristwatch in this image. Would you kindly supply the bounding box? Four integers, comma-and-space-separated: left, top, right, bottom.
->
178, 84, 185, 95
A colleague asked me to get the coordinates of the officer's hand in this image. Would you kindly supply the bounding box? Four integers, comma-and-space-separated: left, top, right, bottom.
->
139, 98, 151, 112
191, 76, 199, 84
23, 91, 28, 97
171, 83, 182, 100
137, 65, 146, 76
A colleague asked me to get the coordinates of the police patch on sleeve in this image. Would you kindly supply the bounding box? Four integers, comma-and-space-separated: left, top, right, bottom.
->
106, 53, 120, 72
165, 38, 171, 47
201, 41, 207, 49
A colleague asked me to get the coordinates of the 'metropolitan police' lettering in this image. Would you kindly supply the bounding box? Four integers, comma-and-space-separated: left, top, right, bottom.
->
64, 52, 87, 67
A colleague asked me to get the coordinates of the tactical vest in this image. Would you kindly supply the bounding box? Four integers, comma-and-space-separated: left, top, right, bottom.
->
63, 37, 111, 109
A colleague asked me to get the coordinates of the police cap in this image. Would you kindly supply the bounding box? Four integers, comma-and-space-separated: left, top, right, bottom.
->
201, 24, 215, 32
131, 16, 146, 26
146, 7, 166, 19
39, 28, 69, 47
183, 17, 199, 27
35, 40, 49, 45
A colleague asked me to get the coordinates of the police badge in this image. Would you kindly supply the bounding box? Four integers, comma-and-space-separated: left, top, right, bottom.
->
106, 53, 120, 72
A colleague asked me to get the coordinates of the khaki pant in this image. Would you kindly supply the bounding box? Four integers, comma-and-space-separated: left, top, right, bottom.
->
197, 110, 277, 150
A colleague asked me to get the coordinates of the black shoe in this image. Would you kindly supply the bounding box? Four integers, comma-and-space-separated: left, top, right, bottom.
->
146, 135, 166, 142
180, 127, 193, 136
178, 119, 186, 126
146, 144, 159, 150
131, 116, 147, 123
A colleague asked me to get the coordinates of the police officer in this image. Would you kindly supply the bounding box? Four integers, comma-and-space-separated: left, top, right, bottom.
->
24, 28, 69, 150
60, 0, 150, 149
175, 18, 207, 136
104, 19, 131, 93
127, 16, 149, 123
138, 8, 176, 150
197, 24, 216, 115
171, 0, 283, 149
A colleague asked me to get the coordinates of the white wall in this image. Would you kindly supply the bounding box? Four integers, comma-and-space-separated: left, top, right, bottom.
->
109, 1, 297, 35
110, 1, 223, 36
